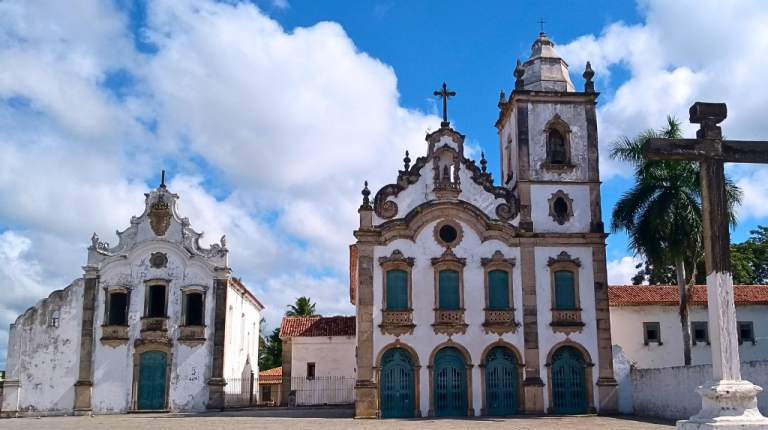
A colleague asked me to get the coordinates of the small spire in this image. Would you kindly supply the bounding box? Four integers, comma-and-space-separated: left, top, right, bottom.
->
583, 61, 595, 93
497, 90, 507, 110
160, 170, 166, 188
360, 181, 372, 210
514, 59, 525, 90
480, 151, 488, 173
403, 150, 411, 171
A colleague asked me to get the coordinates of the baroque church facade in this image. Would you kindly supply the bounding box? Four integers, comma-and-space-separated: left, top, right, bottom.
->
352, 33, 618, 417
2, 180, 262, 416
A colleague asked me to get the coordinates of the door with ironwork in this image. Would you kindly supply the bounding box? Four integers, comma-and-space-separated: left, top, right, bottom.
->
484, 347, 518, 415
433, 348, 467, 417
550, 347, 587, 414
379, 349, 415, 418
137, 351, 168, 410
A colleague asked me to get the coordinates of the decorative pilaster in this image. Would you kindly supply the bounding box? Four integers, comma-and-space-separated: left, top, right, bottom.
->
73, 266, 99, 415
281, 338, 293, 406
592, 246, 619, 413
520, 244, 544, 413
355, 241, 378, 418
207, 272, 230, 410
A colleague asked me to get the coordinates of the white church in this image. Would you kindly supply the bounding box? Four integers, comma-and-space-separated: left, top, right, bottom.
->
1, 179, 263, 416
350, 32, 618, 418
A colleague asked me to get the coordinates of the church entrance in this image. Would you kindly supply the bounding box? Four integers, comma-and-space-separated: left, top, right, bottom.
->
137, 351, 168, 410
550, 347, 587, 415
433, 347, 467, 417
484, 347, 518, 415
379, 349, 415, 418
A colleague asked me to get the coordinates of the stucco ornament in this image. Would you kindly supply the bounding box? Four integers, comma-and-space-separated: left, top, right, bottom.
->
480, 250, 516, 268
149, 197, 172, 237
547, 251, 581, 267
431, 248, 466, 267
548, 190, 574, 225
378, 249, 415, 267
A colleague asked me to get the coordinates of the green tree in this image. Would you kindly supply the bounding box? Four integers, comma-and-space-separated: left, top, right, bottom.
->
610, 116, 742, 365
284, 296, 321, 317
732, 226, 768, 285
258, 327, 283, 371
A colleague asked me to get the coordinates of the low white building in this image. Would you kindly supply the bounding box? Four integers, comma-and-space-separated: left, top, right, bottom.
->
1, 180, 263, 417
279, 316, 356, 405
609, 284, 768, 369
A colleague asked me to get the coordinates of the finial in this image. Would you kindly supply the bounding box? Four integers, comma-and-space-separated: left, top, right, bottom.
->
403, 150, 411, 170
583, 61, 595, 93
480, 151, 488, 173
514, 59, 525, 90
538, 18, 546, 33
498, 90, 507, 110
160, 170, 166, 188
433, 82, 457, 128
360, 181, 372, 210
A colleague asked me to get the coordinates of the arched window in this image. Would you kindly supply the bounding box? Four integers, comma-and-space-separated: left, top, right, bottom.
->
386, 270, 408, 310
50, 310, 60, 327
548, 130, 567, 164
438, 270, 460, 310
487, 270, 510, 310
554, 271, 576, 310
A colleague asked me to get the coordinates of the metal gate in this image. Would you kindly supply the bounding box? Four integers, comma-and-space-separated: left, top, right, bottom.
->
137, 351, 167, 410
433, 347, 467, 417
551, 347, 587, 414
379, 349, 415, 418
484, 347, 518, 415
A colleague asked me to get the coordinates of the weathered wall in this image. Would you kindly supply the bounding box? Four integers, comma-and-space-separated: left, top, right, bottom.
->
527, 102, 589, 183
631, 360, 768, 420
1, 279, 83, 416
291, 336, 356, 378
612, 346, 634, 414
222, 282, 261, 380
610, 304, 768, 369
530, 184, 591, 233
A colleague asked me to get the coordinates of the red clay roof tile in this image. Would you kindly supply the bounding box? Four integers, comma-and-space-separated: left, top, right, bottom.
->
609, 285, 768, 306
279, 316, 356, 338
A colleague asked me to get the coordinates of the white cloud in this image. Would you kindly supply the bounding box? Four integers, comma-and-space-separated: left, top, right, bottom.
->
271, 0, 289, 10
607, 256, 641, 286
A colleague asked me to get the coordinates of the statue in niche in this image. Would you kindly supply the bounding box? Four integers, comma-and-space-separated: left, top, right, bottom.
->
548, 129, 567, 164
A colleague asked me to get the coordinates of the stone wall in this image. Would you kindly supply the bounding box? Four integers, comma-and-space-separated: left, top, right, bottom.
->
630, 360, 768, 420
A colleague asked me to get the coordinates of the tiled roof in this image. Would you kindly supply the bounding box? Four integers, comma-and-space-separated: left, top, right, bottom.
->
259, 367, 282, 377
349, 244, 358, 306
230, 277, 265, 310
279, 316, 356, 338
259, 367, 282, 385
609, 285, 768, 306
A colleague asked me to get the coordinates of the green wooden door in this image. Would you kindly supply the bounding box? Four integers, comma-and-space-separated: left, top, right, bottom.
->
137, 351, 168, 410
379, 349, 415, 418
485, 347, 518, 416
433, 348, 467, 417
551, 347, 587, 415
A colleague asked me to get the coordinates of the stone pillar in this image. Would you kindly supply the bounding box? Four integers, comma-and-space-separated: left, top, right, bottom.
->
281, 338, 292, 406
207, 273, 230, 410
73, 266, 99, 415
520, 243, 544, 413
0, 322, 21, 418
592, 246, 618, 414
354, 238, 378, 418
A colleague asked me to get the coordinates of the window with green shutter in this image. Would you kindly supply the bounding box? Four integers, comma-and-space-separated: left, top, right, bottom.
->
386, 270, 408, 310
488, 270, 510, 310
554, 271, 575, 310
438, 270, 460, 310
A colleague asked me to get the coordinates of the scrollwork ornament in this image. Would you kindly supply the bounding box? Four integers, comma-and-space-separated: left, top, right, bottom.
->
495, 202, 518, 222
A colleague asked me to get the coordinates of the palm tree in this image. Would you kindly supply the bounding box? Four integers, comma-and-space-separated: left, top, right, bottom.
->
284, 296, 321, 317
610, 116, 742, 366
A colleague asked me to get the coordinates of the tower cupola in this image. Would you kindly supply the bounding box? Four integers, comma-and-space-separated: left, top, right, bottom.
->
521, 32, 575, 92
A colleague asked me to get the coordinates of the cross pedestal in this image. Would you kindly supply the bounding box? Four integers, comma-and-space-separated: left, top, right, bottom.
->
645, 102, 768, 429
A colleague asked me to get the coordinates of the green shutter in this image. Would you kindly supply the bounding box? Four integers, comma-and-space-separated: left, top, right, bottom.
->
439, 270, 460, 310
386, 270, 408, 310
488, 270, 509, 310
554, 271, 575, 310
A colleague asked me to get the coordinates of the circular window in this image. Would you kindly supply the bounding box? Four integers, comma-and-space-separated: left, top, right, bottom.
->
438, 225, 458, 244
150, 252, 168, 269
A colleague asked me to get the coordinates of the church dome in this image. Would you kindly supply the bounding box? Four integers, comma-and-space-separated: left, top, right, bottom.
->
521, 32, 575, 92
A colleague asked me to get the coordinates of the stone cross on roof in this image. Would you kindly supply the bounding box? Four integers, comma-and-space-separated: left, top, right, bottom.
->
433, 82, 456, 128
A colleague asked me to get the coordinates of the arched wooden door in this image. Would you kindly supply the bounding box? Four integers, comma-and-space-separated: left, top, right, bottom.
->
550, 347, 587, 415
379, 349, 416, 418
137, 351, 168, 410
433, 347, 467, 417
484, 347, 518, 415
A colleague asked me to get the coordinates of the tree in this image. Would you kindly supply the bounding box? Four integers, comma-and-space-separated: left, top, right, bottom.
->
610, 116, 742, 365
284, 296, 321, 317
732, 226, 768, 285
258, 327, 283, 371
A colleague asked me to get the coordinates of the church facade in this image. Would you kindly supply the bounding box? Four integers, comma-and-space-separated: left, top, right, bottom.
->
352, 33, 618, 418
1, 180, 263, 417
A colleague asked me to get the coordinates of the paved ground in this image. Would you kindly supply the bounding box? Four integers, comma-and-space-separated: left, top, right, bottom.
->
0, 408, 676, 429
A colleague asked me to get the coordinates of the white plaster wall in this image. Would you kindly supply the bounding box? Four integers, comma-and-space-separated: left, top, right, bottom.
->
612, 345, 633, 414
372, 219, 525, 417
530, 184, 591, 233
631, 360, 768, 420
222, 284, 261, 380
534, 246, 600, 412
91, 241, 217, 413
2, 279, 83, 416
610, 304, 768, 369
526, 102, 589, 183
291, 337, 356, 378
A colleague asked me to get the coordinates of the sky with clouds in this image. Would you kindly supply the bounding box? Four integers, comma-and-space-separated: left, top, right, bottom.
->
1, 0, 767, 368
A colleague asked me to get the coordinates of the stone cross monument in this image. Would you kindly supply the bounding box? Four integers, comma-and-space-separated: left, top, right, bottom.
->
644, 102, 768, 429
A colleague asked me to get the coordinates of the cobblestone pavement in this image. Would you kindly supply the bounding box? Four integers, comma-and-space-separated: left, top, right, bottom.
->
0, 409, 675, 430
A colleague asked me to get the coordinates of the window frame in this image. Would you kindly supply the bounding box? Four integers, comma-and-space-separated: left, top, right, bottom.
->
307, 362, 316, 379
144, 280, 170, 318
50, 310, 60, 328
180, 289, 206, 327
379, 250, 415, 312
105, 290, 130, 326
542, 114, 573, 167
738, 321, 755, 345
643, 322, 663, 345
431, 249, 466, 311
481, 251, 516, 311
691, 321, 710, 345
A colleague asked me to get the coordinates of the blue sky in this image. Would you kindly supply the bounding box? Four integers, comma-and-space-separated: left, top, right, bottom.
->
1, 0, 768, 368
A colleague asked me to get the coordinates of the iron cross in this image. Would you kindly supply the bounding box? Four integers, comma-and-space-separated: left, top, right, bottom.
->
644, 102, 768, 383
538, 18, 546, 33
433, 82, 456, 128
